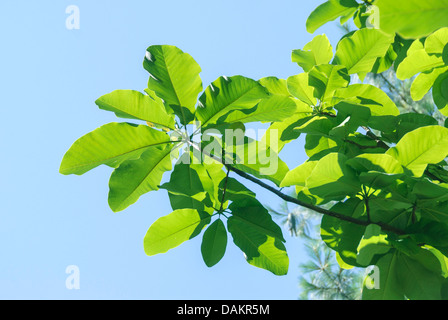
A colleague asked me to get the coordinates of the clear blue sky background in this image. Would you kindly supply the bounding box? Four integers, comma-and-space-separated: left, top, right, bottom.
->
0, 0, 343, 299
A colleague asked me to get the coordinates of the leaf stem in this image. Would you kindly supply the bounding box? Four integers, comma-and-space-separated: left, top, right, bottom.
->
219, 169, 230, 212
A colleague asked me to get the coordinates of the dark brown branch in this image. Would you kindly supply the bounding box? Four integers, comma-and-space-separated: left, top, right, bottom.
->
187, 141, 407, 236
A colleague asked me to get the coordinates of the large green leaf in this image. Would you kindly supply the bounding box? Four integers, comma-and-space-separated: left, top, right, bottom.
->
229, 198, 286, 242
258, 77, 290, 96
332, 84, 399, 117
280, 160, 317, 188
60, 123, 174, 175
362, 251, 404, 300
305, 153, 361, 200
261, 112, 310, 153
291, 35, 334, 72
143, 45, 202, 125
196, 76, 269, 129
357, 224, 391, 267
395, 249, 445, 300
144, 209, 210, 255
201, 219, 227, 267
108, 144, 174, 212
286, 73, 317, 106
425, 27, 448, 55
308, 64, 350, 103
386, 126, 448, 177
347, 153, 404, 175
228, 200, 288, 275
332, 84, 399, 131
95, 90, 175, 130
333, 28, 395, 77
411, 67, 448, 101
375, 0, 448, 39
216, 94, 298, 124
321, 199, 366, 267
306, 0, 359, 34
160, 153, 218, 213
396, 48, 444, 80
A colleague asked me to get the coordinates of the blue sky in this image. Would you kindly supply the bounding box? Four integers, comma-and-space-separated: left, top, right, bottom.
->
0, 0, 343, 299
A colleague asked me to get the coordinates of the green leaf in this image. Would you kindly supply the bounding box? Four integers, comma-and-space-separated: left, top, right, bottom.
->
306, 0, 359, 34
347, 153, 404, 175
362, 251, 404, 300
386, 126, 448, 177
261, 112, 310, 153
95, 90, 175, 130
382, 113, 438, 142
160, 153, 217, 213
333, 28, 395, 77
286, 73, 317, 106
108, 144, 174, 212
425, 27, 448, 54
143, 45, 202, 125
216, 94, 298, 124
258, 77, 290, 96
411, 67, 448, 101
60, 123, 174, 175
308, 64, 350, 103
321, 199, 366, 267
395, 249, 444, 300
332, 84, 399, 117
201, 219, 227, 267
357, 224, 391, 267
228, 203, 288, 275
280, 160, 317, 188
375, 0, 448, 39
433, 71, 448, 116
305, 134, 339, 159
144, 209, 210, 255
229, 199, 286, 242
291, 35, 333, 72
218, 177, 256, 203
196, 76, 269, 129
305, 153, 361, 200
396, 47, 444, 80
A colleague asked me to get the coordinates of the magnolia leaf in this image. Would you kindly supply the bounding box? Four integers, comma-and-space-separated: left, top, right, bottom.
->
386, 126, 448, 177
333, 28, 395, 77
306, 0, 359, 34
321, 199, 366, 267
95, 89, 175, 130
259, 77, 290, 96
425, 27, 448, 54
375, 0, 448, 39
305, 153, 361, 200
196, 76, 269, 129
292, 34, 333, 72
216, 94, 298, 124
108, 145, 174, 212
144, 209, 210, 255
228, 202, 288, 275
60, 123, 174, 175
201, 219, 227, 267
362, 251, 404, 300
143, 45, 202, 125
411, 67, 448, 101
308, 64, 350, 103
396, 48, 444, 80
286, 73, 317, 106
